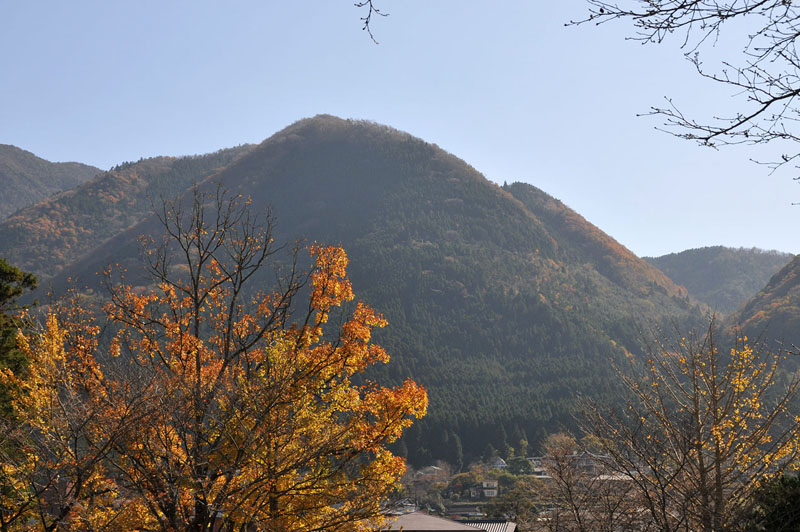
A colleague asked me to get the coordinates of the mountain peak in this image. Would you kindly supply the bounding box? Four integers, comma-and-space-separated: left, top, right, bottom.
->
1, 118, 705, 463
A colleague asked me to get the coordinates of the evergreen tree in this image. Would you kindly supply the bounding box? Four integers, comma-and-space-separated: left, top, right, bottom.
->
512, 425, 529, 458
497, 424, 513, 459
450, 431, 464, 472
482, 443, 498, 464
743, 474, 800, 531
0, 257, 36, 416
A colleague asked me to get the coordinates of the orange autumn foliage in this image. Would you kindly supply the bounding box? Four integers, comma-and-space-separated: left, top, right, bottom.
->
1, 189, 426, 531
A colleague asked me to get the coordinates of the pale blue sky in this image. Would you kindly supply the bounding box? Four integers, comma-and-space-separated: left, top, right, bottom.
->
1, 1, 797, 257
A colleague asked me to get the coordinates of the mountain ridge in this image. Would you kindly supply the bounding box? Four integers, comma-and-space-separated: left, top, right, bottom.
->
0, 145, 254, 279
0, 144, 101, 221
44, 116, 705, 462
645, 246, 793, 315
732, 255, 800, 350
9, 116, 706, 463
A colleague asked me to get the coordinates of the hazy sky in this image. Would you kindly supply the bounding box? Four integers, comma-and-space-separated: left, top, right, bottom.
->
2, 1, 797, 257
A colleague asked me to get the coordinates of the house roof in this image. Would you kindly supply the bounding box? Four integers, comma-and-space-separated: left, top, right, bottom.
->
489, 457, 507, 468
458, 521, 517, 532
382, 512, 486, 531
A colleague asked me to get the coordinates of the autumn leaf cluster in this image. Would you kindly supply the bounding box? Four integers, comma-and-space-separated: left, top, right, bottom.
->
0, 190, 426, 531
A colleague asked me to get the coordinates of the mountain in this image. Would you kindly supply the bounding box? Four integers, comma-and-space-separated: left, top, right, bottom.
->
42, 115, 704, 463
732, 255, 800, 350
0, 144, 100, 221
0, 145, 253, 280
644, 247, 793, 315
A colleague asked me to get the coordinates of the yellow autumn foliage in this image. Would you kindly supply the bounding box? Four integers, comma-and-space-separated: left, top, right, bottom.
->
1, 190, 426, 531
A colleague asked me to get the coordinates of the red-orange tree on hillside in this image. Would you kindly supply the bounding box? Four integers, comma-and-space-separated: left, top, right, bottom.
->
1, 187, 427, 531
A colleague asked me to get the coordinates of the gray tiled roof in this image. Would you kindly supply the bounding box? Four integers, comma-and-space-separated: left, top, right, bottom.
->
458, 521, 517, 532
382, 512, 487, 531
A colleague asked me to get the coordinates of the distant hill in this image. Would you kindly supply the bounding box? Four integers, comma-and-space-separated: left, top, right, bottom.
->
0, 144, 100, 220
732, 255, 800, 350
645, 246, 793, 315
0, 146, 253, 280
45, 115, 705, 464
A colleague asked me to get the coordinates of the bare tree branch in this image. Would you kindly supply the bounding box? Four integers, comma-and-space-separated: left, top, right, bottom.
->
355, 0, 389, 44
573, 1, 800, 174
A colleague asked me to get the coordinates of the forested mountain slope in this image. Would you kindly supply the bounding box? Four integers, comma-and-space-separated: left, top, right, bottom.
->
0, 145, 253, 279
49, 115, 705, 463
733, 255, 800, 351
645, 246, 792, 315
0, 144, 100, 220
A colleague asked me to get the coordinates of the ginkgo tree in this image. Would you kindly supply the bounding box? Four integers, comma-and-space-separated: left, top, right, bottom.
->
0, 187, 427, 531
584, 323, 800, 532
